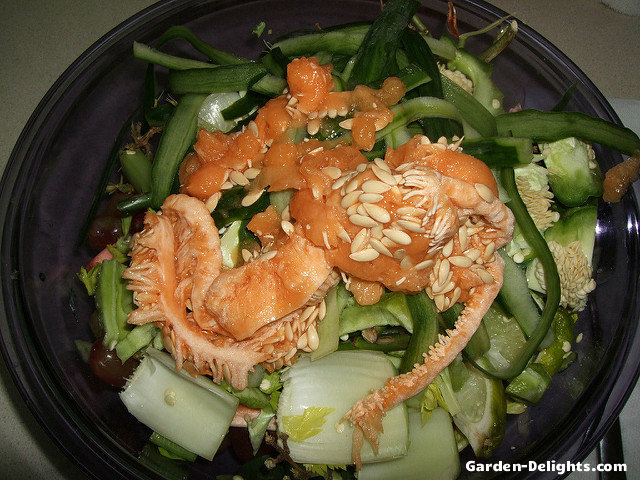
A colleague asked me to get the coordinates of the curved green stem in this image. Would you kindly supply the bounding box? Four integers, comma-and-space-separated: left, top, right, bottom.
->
467, 168, 561, 380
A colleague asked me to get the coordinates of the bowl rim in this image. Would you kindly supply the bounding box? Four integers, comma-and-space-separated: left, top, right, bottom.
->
0, 1, 638, 479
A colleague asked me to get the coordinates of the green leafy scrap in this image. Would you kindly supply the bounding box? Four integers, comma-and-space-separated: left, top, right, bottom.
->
281, 407, 334, 442
77, 263, 101, 296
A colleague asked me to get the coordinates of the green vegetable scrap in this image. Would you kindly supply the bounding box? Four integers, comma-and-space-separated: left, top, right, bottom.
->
77, 263, 101, 296
541, 137, 603, 207
94, 259, 134, 350
281, 407, 335, 442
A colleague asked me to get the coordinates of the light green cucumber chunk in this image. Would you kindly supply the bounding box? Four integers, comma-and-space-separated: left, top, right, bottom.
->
219, 219, 243, 268
277, 351, 408, 465
310, 284, 340, 360
119, 349, 238, 460
451, 357, 506, 458
359, 408, 460, 480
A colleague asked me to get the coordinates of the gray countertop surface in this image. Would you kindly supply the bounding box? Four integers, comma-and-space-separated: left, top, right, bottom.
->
0, 1, 638, 478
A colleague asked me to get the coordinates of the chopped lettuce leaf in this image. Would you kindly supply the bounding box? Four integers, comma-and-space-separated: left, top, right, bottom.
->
247, 408, 275, 454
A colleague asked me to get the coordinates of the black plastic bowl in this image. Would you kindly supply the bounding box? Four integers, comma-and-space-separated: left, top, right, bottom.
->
1, 1, 638, 479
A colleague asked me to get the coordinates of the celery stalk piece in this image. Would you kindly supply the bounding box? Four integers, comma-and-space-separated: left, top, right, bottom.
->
120, 349, 239, 460
277, 351, 408, 465
359, 408, 460, 480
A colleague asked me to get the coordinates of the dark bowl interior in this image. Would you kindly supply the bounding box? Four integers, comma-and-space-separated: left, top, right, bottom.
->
1, 1, 639, 479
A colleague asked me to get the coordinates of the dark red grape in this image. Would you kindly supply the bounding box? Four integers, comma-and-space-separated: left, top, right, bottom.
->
103, 192, 132, 217
89, 340, 138, 388
87, 215, 122, 251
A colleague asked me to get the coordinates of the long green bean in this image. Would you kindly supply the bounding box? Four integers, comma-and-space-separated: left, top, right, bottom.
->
150, 94, 206, 208
466, 168, 561, 380
169, 64, 268, 94
376, 97, 477, 140
76, 107, 140, 247
496, 109, 640, 156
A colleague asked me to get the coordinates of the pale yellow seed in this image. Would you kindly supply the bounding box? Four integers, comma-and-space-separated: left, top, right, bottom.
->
372, 164, 398, 185
370, 225, 383, 239
244, 167, 261, 180
373, 157, 391, 173
230, 170, 249, 186
349, 214, 379, 228
327, 109, 338, 118
438, 259, 450, 285
448, 255, 473, 268
363, 203, 391, 223
478, 269, 495, 284
318, 300, 327, 320
284, 322, 294, 342
359, 192, 384, 204
397, 206, 426, 216
465, 248, 482, 262
322, 231, 331, 250
361, 180, 391, 194
241, 190, 263, 207
339, 118, 354, 129
286, 346, 298, 361
322, 166, 342, 180
345, 177, 361, 194
381, 237, 398, 248
369, 238, 393, 257
415, 259, 434, 270
458, 225, 468, 251
346, 204, 358, 216
442, 239, 454, 257
383, 228, 412, 245
281, 205, 291, 222
450, 287, 461, 305
396, 219, 424, 233
337, 228, 351, 243
300, 305, 316, 322
281, 220, 294, 236
341, 190, 363, 208
204, 192, 221, 213
349, 248, 380, 262
332, 175, 349, 190
434, 294, 445, 311
307, 324, 320, 350
475, 183, 495, 203
483, 242, 496, 261
261, 250, 277, 261
351, 228, 369, 253
307, 118, 321, 136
